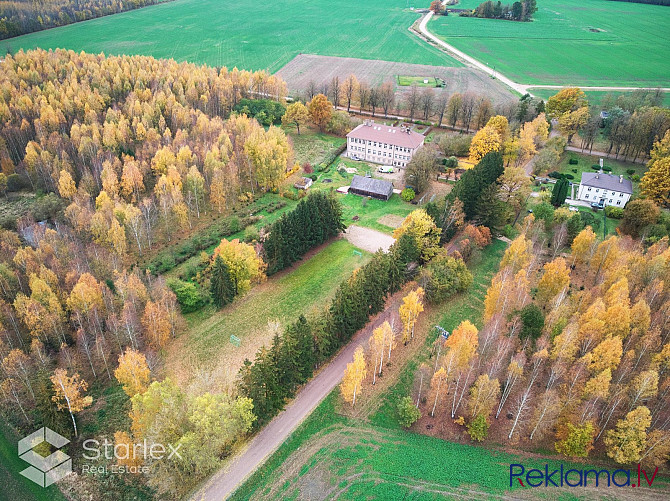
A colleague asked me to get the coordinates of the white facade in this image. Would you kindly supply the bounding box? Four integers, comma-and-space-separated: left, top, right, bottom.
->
576, 173, 632, 207
346, 123, 424, 168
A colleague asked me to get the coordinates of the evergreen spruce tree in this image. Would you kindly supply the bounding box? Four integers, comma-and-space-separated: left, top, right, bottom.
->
449, 151, 504, 219
551, 177, 570, 207
210, 255, 235, 308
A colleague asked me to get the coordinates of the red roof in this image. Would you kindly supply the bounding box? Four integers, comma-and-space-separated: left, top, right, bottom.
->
347, 123, 425, 149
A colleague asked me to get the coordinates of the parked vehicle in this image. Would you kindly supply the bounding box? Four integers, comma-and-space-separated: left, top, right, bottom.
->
378, 165, 394, 173
591, 201, 605, 210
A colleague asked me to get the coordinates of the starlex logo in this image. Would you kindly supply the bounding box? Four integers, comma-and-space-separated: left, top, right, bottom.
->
18, 427, 71, 487
510, 463, 659, 489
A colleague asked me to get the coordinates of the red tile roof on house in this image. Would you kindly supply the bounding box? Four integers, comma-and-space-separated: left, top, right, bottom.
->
346, 122, 425, 149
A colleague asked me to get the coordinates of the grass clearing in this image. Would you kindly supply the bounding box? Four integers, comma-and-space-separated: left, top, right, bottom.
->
429, 0, 670, 87
396, 75, 442, 87
164, 239, 370, 386
8, 0, 459, 72
289, 129, 346, 166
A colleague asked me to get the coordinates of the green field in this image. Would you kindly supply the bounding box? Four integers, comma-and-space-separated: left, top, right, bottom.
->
430, 0, 670, 86
529, 88, 670, 108
6, 0, 460, 72
396, 75, 442, 87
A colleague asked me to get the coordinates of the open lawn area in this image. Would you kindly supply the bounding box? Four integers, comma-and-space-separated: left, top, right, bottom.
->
397, 75, 441, 87
289, 129, 346, 166
430, 0, 670, 87
7, 0, 459, 72
164, 239, 370, 387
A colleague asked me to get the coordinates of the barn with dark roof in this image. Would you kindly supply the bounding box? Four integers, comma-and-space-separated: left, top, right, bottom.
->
348, 175, 394, 201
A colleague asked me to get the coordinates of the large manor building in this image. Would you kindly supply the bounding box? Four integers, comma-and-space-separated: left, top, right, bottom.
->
346, 120, 425, 168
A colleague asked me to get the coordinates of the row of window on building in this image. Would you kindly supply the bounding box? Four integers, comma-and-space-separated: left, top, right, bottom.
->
350, 138, 412, 153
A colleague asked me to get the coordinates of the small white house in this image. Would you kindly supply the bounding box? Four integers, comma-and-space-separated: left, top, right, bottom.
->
576, 171, 633, 207
294, 177, 313, 190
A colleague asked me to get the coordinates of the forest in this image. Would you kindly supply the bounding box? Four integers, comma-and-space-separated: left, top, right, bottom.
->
0, 0, 172, 39
0, 48, 305, 498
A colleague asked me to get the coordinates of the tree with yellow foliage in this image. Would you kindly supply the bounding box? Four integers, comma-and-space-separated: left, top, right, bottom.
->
468, 125, 501, 163
211, 239, 266, 295
51, 368, 93, 437
557, 106, 590, 144
115, 348, 151, 397
499, 234, 532, 273
399, 288, 425, 344
341, 345, 367, 407
393, 209, 441, 262
114, 431, 143, 469
282, 102, 309, 135
142, 300, 172, 349
605, 406, 652, 464
245, 126, 291, 191
571, 226, 597, 266
58, 170, 76, 200
546, 88, 587, 120
536, 257, 570, 306
640, 130, 670, 208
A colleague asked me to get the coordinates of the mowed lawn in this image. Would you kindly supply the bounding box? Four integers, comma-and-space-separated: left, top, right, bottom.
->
7, 0, 460, 72
166, 239, 369, 382
429, 0, 670, 87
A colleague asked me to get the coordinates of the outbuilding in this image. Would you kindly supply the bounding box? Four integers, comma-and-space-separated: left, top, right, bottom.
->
348, 175, 394, 201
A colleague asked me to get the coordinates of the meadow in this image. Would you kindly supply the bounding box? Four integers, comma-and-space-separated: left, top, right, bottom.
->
164, 239, 370, 386
429, 0, 670, 87
6, 0, 459, 72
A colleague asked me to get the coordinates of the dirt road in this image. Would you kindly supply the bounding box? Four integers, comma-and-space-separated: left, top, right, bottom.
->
191, 287, 410, 501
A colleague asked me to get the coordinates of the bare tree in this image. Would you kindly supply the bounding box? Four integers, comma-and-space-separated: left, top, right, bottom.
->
329, 76, 341, 108
475, 97, 493, 129
369, 87, 380, 117
404, 84, 420, 121
420, 88, 435, 121
447, 93, 462, 127
435, 91, 449, 127
306, 80, 318, 100
460, 93, 477, 131
343, 74, 358, 113
379, 82, 395, 117
358, 81, 370, 112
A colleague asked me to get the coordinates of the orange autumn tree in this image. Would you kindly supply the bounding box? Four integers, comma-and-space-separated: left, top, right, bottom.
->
308, 93, 333, 131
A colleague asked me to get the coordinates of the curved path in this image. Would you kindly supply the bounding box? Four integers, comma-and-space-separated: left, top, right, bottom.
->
417, 5, 670, 97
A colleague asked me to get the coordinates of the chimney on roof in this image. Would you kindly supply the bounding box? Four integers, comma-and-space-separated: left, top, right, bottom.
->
619, 174, 623, 183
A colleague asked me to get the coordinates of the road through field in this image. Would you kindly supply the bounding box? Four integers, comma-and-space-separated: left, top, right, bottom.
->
191, 286, 407, 501
418, 3, 670, 98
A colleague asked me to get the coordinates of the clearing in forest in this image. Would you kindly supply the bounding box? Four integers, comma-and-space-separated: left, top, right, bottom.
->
163, 239, 369, 388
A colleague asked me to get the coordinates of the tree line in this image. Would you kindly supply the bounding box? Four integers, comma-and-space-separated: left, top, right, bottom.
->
262, 192, 345, 275
468, 0, 538, 21
0, 0, 172, 39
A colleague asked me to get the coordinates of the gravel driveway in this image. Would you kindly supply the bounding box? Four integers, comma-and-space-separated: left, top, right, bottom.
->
344, 225, 396, 253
